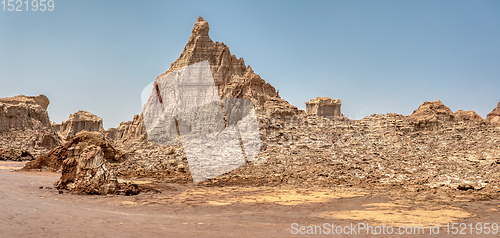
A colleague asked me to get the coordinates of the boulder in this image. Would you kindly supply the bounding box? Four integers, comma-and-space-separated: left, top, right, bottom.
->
23, 131, 137, 195
23, 131, 124, 172
56, 144, 120, 195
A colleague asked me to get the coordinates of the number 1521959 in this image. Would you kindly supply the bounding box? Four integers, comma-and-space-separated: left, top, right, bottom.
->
2, 0, 54, 12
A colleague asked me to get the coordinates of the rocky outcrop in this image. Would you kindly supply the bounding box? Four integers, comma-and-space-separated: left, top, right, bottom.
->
0, 147, 34, 161
0, 94, 62, 157
454, 110, 485, 122
24, 131, 124, 171
23, 131, 138, 195
305, 97, 342, 118
486, 101, 500, 124
105, 114, 147, 142
110, 17, 302, 145
0, 94, 51, 132
159, 17, 297, 114
55, 110, 104, 140
406, 100, 454, 130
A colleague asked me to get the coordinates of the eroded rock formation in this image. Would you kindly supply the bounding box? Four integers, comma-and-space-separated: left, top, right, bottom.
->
0, 94, 51, 132
105, 114, 147, 142
305, 97, 342, 118
107, 17, 301, 145
454, 110, 485, 122
160, 17, 297, 114
55, 110, 104, 140
24, 131, 138, 195
486, 101, 500, 124
24, 131, 123, 171
406, 100, 455, 130
0, 94, 61, 157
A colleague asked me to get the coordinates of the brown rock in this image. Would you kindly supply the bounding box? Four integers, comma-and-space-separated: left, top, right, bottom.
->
454, 110, 484, 122
104, 114, 147, 142
110, 17, 302, 144
406, 100, 454, 130
23, 131, 125, 172
159, 17, 295, 112
0, 94, 52, 132
55, 144, 120, 195
0, 147, 34, 161
0, 94, 62, 157
486, 100, 500, 124
56, 110, 104, 140
305, 97, 342, 118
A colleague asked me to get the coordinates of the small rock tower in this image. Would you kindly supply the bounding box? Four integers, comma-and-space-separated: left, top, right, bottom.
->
305, 97, 341, 118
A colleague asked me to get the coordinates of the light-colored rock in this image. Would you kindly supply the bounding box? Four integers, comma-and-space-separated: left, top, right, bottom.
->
57, 110, 104, 140
0, 94, 52, 132
305, 97, 341, 118
0, 94, 61, 157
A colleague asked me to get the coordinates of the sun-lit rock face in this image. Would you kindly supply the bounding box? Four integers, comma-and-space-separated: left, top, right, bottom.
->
487, 101, 500, 124
305, 97, 342, 118
159, 17, 293, 111
56, 110, 104, 140
0, 94, 51, 132
0, 94, 61, 157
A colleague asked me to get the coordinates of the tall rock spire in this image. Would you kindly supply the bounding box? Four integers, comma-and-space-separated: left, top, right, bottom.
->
158, 17, 296, 113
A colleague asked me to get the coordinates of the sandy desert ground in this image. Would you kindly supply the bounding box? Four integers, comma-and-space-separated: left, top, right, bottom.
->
1, 161, 499, 237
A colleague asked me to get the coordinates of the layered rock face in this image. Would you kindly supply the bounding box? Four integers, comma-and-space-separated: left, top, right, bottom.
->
0, 94, 61, 157
486, 101, 500, 124
55, 110, 104, 140
159, 17, 297, 114
305, 97, 342, 118
0, 94, 51, 132
109, 17, 300, 145
105, 114, 147, 142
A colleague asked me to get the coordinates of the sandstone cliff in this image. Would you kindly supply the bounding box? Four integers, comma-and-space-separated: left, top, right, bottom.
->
0, 94, 61, 157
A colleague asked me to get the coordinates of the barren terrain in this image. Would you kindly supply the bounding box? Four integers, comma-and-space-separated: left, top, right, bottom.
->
1, 163, 499, 237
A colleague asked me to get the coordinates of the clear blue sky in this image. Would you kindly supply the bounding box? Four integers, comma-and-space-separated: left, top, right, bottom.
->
1, 0, 499, 128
